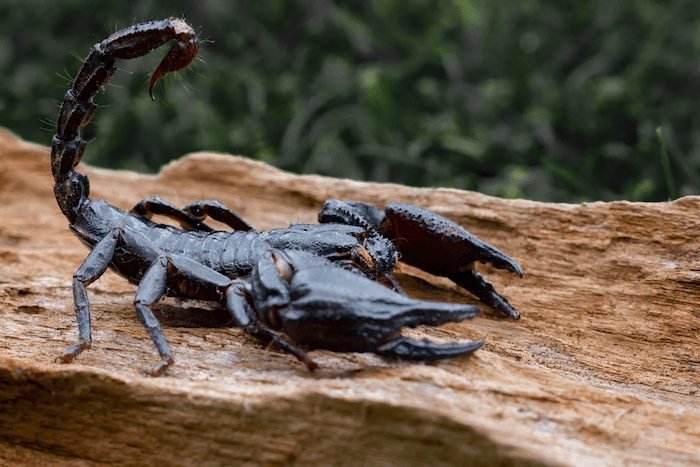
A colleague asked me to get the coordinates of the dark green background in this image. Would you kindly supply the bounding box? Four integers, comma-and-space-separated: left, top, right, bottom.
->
1, 0, 698, 201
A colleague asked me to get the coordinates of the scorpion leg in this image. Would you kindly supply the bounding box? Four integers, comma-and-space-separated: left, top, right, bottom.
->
133, 253, 237, 375
135, 252, 313, 372
130, 198, 254, 232
130, 196, 214, 231
182, 200, 254, 232
225, 282, 317, 371
59, 227, 121, 363
133, 256, 175, 376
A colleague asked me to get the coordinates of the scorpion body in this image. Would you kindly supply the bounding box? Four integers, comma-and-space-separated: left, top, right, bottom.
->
71, 200, 378, 285
52, 18, 523, 375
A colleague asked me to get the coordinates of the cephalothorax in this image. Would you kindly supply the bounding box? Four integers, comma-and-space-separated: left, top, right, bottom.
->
52, 18, 523, 375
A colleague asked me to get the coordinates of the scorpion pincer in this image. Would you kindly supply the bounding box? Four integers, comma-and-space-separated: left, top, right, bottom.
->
51, 18, 523, 375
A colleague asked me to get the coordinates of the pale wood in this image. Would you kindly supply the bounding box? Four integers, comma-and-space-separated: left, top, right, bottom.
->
0, 129, 698, 466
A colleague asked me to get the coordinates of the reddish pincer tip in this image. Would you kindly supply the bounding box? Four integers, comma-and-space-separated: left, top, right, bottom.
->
148, 22, 199, 101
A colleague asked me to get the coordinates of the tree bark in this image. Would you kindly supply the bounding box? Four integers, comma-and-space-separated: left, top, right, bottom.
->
0, 129, 698, 465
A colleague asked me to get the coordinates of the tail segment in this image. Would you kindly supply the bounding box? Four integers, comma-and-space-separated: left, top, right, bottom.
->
51, 17, 199, 221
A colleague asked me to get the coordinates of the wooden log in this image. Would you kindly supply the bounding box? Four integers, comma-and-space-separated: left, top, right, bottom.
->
0, 128, 697, 465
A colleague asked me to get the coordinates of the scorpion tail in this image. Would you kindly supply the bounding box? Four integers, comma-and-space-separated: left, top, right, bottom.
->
51, 17, 199, 222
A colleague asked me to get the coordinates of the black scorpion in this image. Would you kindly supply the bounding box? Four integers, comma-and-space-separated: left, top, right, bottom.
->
51, 18, 523, 375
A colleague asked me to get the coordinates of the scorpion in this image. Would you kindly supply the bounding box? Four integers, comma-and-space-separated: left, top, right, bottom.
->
51, 18, 523, 375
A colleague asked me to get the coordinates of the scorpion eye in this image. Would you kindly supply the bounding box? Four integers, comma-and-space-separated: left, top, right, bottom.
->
271, 251, 294, 282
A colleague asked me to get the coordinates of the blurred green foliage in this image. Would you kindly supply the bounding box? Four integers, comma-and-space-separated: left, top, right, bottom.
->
1, 0, 699, 201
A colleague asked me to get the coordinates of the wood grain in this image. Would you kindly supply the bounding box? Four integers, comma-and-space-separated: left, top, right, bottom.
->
0, 129, 698, 465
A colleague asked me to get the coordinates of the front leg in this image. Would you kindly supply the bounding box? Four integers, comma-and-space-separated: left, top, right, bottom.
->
133, 251, 315, 373
224, 251, 317, 370
225, 282, 317, 371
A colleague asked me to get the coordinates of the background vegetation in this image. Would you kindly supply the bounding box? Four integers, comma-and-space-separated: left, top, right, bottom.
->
1, 0, 699, 202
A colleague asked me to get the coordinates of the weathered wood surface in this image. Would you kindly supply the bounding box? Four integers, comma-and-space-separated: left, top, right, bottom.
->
0, 128, 698, 465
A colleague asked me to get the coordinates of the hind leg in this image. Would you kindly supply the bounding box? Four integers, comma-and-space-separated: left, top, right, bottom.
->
59, 227, 121, 363
225, 278, 316, 371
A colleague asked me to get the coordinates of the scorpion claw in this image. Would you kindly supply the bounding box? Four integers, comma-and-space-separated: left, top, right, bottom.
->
450, 269, 521, 319
376, 337, 484, 361
383, 203, 522, 276
269, 255, 485, 361
476, 244, 523, 278
382, 203, 523, 318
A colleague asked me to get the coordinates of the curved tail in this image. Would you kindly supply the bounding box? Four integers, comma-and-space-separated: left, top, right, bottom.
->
51, 17, 199, 221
